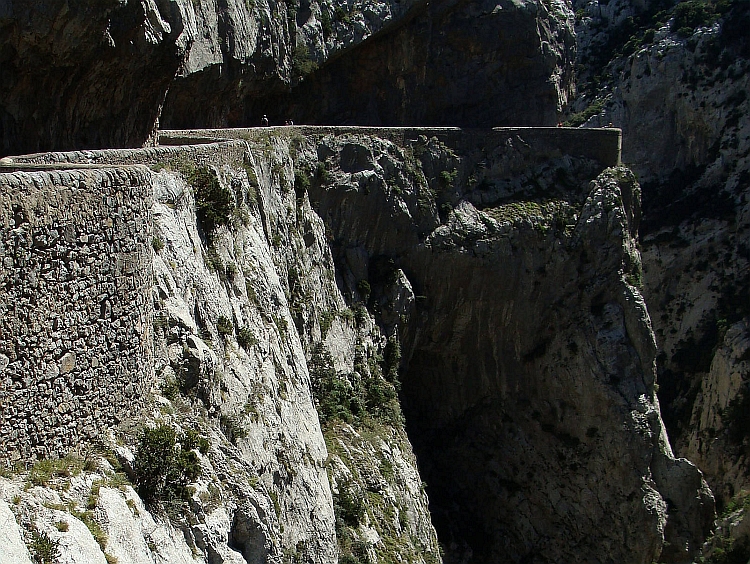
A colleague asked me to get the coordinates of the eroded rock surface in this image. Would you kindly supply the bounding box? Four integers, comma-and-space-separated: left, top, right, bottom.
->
568, 0, 750, 511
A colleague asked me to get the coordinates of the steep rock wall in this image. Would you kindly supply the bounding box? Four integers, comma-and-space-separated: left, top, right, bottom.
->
0, 133, 442, 564
298, 128, 713, 563
569, 0, 750, 509
238, 0, 576, 127
0, 127, 713, 563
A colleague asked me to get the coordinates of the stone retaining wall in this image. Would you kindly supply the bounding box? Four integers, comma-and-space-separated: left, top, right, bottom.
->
0, 167, 153, 461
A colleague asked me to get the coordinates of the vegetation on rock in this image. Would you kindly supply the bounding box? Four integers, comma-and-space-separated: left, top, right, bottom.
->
133, 425, 205, 509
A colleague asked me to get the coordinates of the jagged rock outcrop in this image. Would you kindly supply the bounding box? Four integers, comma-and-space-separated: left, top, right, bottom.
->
568, 0, 750, 519
298, 129, 714, 563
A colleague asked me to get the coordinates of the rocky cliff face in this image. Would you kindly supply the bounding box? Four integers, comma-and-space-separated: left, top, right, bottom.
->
0, 0, 185, 155
0, 0, 574, 155
567, 0, 750, 554
239, 0, 576, 127
0, 135, 442, 564
300, 129, 713, 563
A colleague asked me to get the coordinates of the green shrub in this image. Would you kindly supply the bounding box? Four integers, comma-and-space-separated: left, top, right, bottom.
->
237, 327, 258, 350
356, 280, 371, 301
30, 530, 58, 564
439, 169, 458, 188
564, 99, 605, 127
672, 0, 717, 32
294, 169, 311, 196
353, 304, 368, 326
220, 414, 249, 444
310, 343, 362, 424
319, 310, 335, 338
320, 9, 333, 36
182, 428, 210, 455
292, 44, 318, 78
334, 5, 351, 24
382, 336, 401, 383
334, 479, 365, 529
133, 425, 202, 508
217, 315, 234, 338
189, 166, 235, 233
160, 376, 180, 401
152, 236, 165, 252
316, 161, 330, 183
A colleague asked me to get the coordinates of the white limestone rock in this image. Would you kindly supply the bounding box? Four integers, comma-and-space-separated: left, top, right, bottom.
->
0, 500, 33, 564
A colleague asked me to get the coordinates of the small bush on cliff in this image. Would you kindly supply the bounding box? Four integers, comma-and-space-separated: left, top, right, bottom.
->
334, 479, 365, 528
217, 315, 234, 338
292, 45, 318, 79
188, 166, 234, 233
672, 0, 718, 34
29, 529, 58, 564
310, 343, 362, 424
564, 98, 605, 127
134, 425, 203, 509
237, 327, 258, 350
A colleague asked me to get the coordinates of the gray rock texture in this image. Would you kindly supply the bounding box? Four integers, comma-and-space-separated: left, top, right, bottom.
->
568, 0, 750, 515
0, 499, 33, 564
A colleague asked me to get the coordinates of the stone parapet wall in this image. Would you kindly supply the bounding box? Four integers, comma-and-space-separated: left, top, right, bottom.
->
160, 126, 622, 168
0, 167, 153, 461
5, 140, 248, 170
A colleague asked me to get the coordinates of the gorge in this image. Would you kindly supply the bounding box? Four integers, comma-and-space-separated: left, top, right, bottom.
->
1, 0, 749, 563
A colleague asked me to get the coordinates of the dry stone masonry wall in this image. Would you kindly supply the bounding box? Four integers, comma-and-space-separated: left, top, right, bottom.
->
0, 167, 153, 461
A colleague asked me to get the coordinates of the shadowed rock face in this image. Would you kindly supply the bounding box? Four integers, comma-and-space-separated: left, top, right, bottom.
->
0, 0, 573, 153
222, 0, 576, 128
0, 0, 186, 156
303, 131, 713, 563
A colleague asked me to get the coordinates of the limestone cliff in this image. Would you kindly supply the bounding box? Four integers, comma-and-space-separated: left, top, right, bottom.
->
564, 1, 750, 560
567, 0, 750, 517
0, 127, 712, 563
